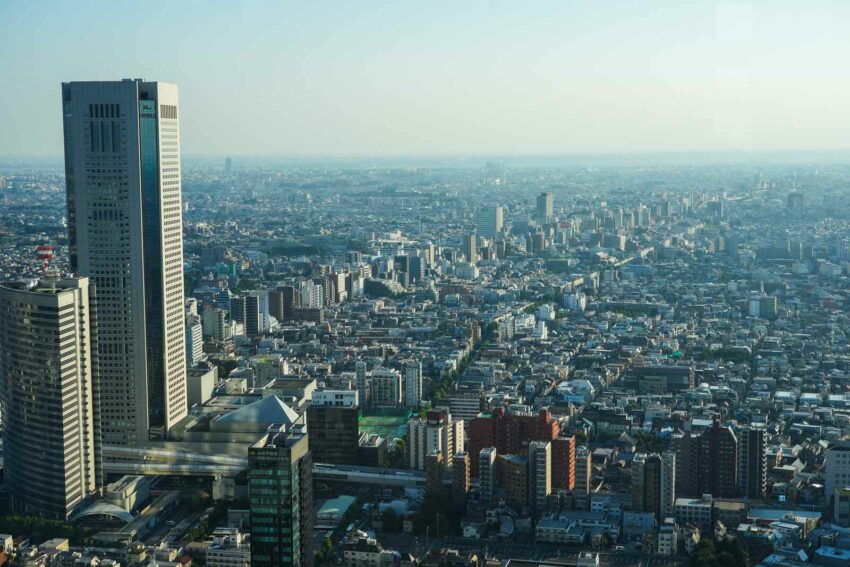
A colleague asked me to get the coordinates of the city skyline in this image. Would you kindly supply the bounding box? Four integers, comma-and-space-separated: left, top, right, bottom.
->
3, 1, 850, 157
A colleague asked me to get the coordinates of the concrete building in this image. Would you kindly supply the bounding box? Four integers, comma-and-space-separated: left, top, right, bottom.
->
403, 360, 422, 408
528, 441, 552, 518
370, 367, 402, 408
0, 277, 101, 519
62, 80, 187, 443
479, 447, 497, 507
476, 205, 504, 239
737, 426, 767, 500
408, 409, 464, 470
824, 441, 850, 509
306, 390, 360, 465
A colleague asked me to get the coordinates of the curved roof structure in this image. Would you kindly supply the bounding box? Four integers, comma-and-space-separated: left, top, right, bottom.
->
70, 501, 134, 523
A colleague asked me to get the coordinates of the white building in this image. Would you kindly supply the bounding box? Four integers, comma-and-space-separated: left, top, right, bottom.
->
63, 79, 188, 443
0, 277, 101, 519
476, 205, 504, 239
312, 389, 359, 407
408, 410, 464, 470
186, 313, 204, 365
528, 441, 551, 517
825, 441, 850, 508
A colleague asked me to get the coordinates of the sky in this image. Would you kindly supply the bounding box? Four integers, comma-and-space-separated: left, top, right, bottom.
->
1, 0, 849, 158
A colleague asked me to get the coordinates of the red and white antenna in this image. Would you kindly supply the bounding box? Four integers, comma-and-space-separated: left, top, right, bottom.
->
36, 244, 54, 273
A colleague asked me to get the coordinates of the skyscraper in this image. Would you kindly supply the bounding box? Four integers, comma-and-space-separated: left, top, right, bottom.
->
536, 192, 553, 223
62, 80, 187, 443
476, 205, 504, 239
738, 427, 767, 500
676, 419, 738, 498
0, 276, 101, 519
249, 425, 313, 567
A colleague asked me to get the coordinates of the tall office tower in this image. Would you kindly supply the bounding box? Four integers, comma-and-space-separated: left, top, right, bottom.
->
230, 296, 247, 324
245, 290, 269, 337
575, 446, 592, 510
536, 192, 553, 222
403, 360, 422, 408
738, 427, 767, 500
408, 409, 463, 470
225, 156, 232, 173
0, 277, 101, 519
632, 452, 674, 519
426, 450, 445, 493
528, 441, 552, 517
551, 435, 577, 490
453, 451, 470, 512
185, 313, 204, 366
63, 80, 187, 443
476, 205, 504, 239
249, 425, 313, 567
279, 285, 301, 320
306, 390, 360, 465
696, 419, 738, 498
479, 447, 497, 506
462, 233, 478, 264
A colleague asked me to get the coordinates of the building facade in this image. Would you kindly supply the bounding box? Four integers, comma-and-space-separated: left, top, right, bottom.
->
0, 277, 101, 519
62, 79, 187, 443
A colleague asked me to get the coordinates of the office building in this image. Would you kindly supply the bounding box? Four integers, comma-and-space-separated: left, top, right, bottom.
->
245, 291, 269, 337
62, 80, 187, 443
0, 277, 101, 519
536, 192, 553, 222
249, 425, 313, 567
370, 367, 402, 407
737, 427, 767, 500
476, 205, 504, 239
185, 313, 204, 365
306, 390, 360, 465
528, 441, 551, 517
479, 447, 497, 507
403, 360, 422, 408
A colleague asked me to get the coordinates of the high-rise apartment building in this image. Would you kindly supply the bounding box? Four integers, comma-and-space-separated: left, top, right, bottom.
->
632, 452, 675, 520
453, 451, 470, 512
536, 192, 553, 222
575, 445, 592, 510
62, 80, 187, 443
479, 447, 497, 506
824, 441, 850, 509
528, 441, 552, 517
370, 367, 402, 408
249, 425, 313, 567
738, 427, 767, 500
462, 233, 478, 264
476, 205, 504, 239
0, 277, 101, 519
403, 360, 422, 408
675, 418, 738, 498
551, 435, 576, 490
408, 409, 464, 470
468, 408, 559, 476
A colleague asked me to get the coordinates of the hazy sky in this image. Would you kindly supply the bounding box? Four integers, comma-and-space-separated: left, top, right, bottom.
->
2, 0, 849, 157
